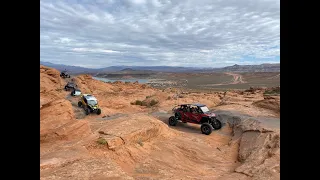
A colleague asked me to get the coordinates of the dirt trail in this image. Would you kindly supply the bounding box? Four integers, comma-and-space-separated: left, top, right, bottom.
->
200, 72, 246, 87
267, 74, 280, 79
224, 73, 246, 84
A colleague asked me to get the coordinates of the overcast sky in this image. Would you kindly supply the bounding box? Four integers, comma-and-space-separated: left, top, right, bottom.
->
40, 0, 280, 68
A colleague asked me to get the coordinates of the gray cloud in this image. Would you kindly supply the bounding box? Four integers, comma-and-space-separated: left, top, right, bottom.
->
40, 0, 280, 68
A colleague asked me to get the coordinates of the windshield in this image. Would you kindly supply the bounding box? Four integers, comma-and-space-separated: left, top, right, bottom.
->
200, 106, 210, 113
88, 100, 97, 106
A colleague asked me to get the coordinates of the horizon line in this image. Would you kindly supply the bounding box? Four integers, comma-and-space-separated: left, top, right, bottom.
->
40, 61, 280, 69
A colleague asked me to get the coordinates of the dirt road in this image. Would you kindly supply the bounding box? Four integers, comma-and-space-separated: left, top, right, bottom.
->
224, 73, 246, 84
199, 73, 246, 87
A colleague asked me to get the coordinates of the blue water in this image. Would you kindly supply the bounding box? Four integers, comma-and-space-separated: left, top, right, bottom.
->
93, 77, 149, 84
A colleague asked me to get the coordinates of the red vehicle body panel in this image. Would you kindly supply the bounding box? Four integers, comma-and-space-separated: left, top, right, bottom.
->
173, 104, 216, 124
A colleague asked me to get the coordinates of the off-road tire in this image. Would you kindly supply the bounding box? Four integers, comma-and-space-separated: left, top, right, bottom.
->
97, 109, 101, 115
168, 116, 178, 126
71, 90, 75, 96
201, 123, 213, 135
85, 108, 90, 115
211, 119, 222, 130
78, 101, 82, 107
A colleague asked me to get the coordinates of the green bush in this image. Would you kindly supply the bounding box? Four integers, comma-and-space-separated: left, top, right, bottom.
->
137, 139, 143, 146
135, 100, 143, 106
264, 90, 279, 95
141, 101, 148, 106
150, 99, 158, 106
97, 138, 107, 145
132, 99, 158, 107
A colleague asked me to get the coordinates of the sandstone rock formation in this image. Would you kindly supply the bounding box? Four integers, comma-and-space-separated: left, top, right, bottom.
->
40, 66, 91, 143
40, 65, 280, 180
40, 65, 66, 107
40, 99, 91, 143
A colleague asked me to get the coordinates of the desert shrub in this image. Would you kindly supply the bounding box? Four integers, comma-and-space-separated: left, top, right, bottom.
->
141, 101, 148, 106
263, 91, 273, 95
150, 99, 159, 106
125, 81, 130, 84
134, 100, 143, 106
132, 99, 158, 107
167, 96, 171, 100
97, 138, 107, 145
137, 138, 143, 146
264, 89, 280, 95
178, 94, 184, 98
141, 84, 147, 89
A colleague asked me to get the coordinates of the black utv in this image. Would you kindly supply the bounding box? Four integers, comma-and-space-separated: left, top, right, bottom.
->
60, 71, 71, 78
64, 82, 77, 91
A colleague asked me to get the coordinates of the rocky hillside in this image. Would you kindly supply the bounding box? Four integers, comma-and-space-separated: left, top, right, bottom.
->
216, 63, 280, 72
40, 65, 91, 143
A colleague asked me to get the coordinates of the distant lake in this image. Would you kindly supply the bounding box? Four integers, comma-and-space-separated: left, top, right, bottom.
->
93, 77, 149, 84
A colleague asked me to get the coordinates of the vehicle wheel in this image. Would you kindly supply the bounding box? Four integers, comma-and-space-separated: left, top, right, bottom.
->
78, 101, 82, 107
85, 108, 90, 115
211, 119, 222, 130
201, 123, 213, 135
168, 116, 178, 126
68, 75, 70, 78
65, 87, 68, 91
71, 90, 74, 96
96, 109, 101, 115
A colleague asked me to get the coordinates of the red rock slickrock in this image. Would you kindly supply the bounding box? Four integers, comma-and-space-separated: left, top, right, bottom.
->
40, 65, 280, 180
40, 99, 91, 143
40, 66, 91, 143
40, 65, 66, 107
252, 98, 280, 114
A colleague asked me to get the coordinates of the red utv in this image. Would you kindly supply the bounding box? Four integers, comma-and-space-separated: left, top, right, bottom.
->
168, 103, 222, 135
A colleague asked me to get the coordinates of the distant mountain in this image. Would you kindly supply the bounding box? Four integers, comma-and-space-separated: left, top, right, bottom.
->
219, 63, 280, 72
40, 61, 280, 74
120, 68, 135, 71
40, 61, 98, 74
99, 66, 202, 72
